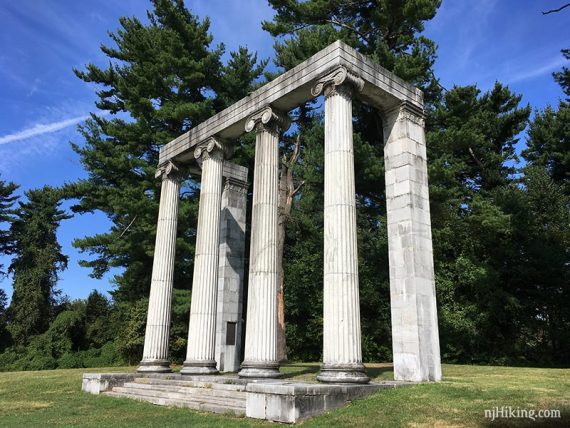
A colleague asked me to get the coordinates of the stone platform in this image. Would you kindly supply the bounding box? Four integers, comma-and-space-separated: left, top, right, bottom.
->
82, 372, 414, 423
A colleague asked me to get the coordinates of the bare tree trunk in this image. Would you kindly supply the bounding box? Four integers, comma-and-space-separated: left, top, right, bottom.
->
276, 135, 304, 362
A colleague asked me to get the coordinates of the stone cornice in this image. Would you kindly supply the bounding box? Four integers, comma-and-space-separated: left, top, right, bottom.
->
311, 66, 364, 98
245, 106, 291, 134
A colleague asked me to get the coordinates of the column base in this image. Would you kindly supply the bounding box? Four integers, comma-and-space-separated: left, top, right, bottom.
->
317, 363, 370, 384
239, 361, 281, 379
137, 359, 172, 373
180, 360, 219, 375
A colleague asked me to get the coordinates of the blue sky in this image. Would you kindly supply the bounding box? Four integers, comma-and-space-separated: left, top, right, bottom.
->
0, 0, 568, 302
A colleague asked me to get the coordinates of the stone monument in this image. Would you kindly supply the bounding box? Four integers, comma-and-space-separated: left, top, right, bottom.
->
83, 40, 442, 423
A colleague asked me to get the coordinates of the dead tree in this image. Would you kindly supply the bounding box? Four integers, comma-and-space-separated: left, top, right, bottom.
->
276, 134, 304, 362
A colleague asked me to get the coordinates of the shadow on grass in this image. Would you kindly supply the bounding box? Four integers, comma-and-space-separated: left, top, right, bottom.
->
280, 364, 320, 379
365, 366, 393, 379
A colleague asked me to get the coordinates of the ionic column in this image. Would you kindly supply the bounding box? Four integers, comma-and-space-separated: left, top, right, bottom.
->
239, 107, 290, 379
182, 137, 230, 375
312, 67, 369, 384
383, 102, 442, 382
138, 161, 182, 373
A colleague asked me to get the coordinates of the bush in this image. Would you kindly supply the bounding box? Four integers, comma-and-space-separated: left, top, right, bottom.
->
0, 347, 21, 371
57, 353, 84, 369
81, 342, 120, 368
26, 354, 57, 371
115, 299, 148, 365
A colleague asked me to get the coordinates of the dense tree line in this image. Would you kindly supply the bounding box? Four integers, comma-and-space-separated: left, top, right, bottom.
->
0, 0, 568, 371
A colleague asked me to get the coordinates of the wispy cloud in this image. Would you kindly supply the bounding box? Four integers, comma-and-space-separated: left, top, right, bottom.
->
0, 115, 89, 145
508, 57, 568, 84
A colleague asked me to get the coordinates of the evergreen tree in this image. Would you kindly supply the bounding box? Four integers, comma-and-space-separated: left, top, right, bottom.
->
69, 0, 265, 301
553, 49, 570, 101
0, 176, 18, 276
7, 186, 70, 344
524, 50, 570, 194
84, 290, 113, 348
0, 288, 9, 351
426, 83, 530, 362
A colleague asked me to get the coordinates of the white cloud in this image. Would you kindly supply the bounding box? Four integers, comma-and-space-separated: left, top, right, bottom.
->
508, 57, 568, 84
0, 115, 89, 145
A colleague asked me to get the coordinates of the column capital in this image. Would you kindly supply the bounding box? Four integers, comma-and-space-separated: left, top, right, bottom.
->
311, 66, 364, 99
245, 106, 291, 134
384, 101, 426, 127
155, 160, 183, 181
194, 136, 232, 163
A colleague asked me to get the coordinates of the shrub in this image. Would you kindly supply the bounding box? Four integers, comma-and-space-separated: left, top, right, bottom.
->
58, 353, 84, 369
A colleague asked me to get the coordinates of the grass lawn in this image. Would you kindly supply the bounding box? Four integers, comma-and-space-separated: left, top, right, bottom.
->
0, 363, 568, 427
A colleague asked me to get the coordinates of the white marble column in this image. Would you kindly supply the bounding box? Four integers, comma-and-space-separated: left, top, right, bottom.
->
182, 137, 229, 375
383, 101, 442, 382
239, 107, 290, 379
312, 67, 369, 383
138, 161, 181, 373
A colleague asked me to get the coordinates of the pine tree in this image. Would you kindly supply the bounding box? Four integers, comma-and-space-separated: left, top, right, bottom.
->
0, 176, 18, 276
7, 186, 70, 344
69, 0, 265, 301
524, 50, 570, 194
0, 288, 9, 351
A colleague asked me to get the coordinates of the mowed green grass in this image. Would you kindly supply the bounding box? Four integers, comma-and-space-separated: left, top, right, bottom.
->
0, 363, 568, 427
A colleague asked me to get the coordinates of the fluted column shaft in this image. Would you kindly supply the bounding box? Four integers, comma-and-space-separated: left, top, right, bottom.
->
138, 162, 181, 373
182, 138, 227, 374
316, 75, 369, 384
239, 107, 290, 379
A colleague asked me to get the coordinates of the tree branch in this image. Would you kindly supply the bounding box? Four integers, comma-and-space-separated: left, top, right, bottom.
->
119, 215, 137, 238
468, 147, 484, 168
542, 3, 570, 14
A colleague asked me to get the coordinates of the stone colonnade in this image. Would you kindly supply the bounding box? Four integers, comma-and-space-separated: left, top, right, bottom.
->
139, 63, 441, 383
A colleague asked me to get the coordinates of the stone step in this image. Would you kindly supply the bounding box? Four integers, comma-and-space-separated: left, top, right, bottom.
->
134, 377, 247, 392
111, 386, 246, 408
124, 382, 247, 400
104, 391, 244, 415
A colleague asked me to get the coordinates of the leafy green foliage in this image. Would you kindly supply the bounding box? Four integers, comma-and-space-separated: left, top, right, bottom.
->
169, 288, 191, 363
114, 299, 148, 365
6, 186, 70, 344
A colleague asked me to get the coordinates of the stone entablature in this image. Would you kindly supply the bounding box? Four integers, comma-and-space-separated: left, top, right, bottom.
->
158, 41, 423, 166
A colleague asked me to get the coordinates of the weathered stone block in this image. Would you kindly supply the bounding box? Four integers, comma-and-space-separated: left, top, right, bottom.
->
82, 373, 135, 395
